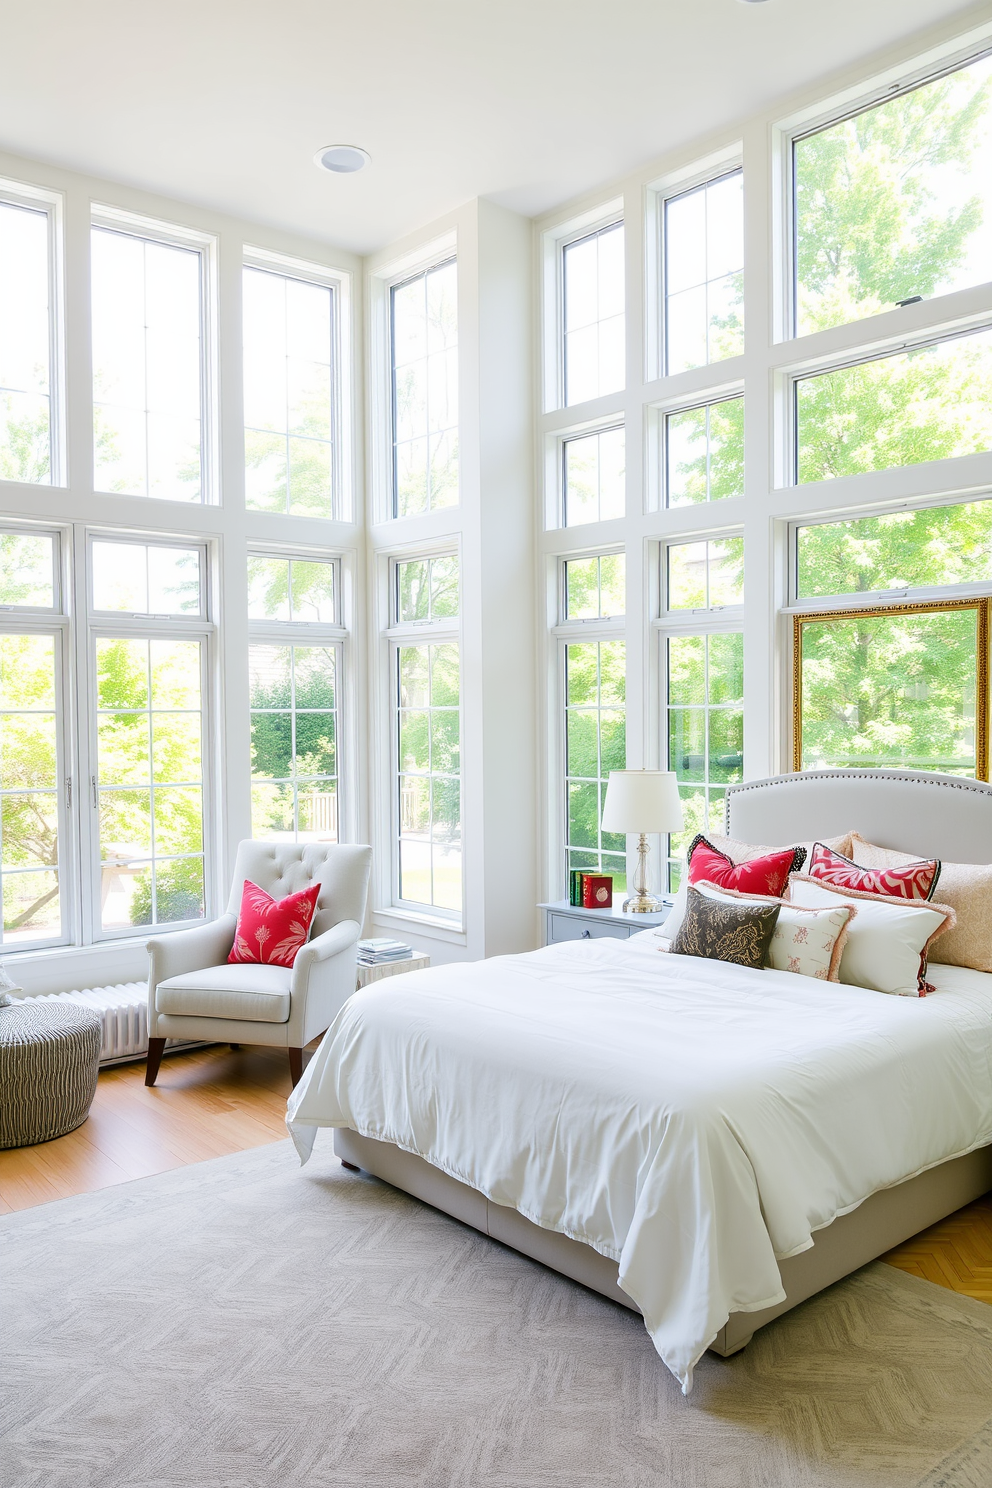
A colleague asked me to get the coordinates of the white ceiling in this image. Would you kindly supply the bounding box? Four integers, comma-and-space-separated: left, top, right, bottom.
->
0, 0, 982, 255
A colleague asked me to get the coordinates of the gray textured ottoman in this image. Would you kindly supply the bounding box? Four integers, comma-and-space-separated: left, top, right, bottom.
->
0, 1002, 102, 1149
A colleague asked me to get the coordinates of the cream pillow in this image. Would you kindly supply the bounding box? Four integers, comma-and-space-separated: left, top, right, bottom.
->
788, 875, 955, 997
849, 832, 992, 974
691, 880, 855, 981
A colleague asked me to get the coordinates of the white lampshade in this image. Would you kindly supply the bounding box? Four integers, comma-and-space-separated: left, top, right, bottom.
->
601, 770, 684, 835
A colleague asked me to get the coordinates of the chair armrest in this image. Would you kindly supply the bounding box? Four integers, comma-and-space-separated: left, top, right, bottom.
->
291, 919, 361, 986
147, 915, 237, 991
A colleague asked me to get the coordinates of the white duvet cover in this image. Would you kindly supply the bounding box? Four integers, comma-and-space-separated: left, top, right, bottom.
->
286, 935, 992, 1392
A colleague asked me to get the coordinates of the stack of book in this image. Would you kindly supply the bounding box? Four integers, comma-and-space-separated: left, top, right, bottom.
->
357, 937, 413, 966
569, 871, 614, 909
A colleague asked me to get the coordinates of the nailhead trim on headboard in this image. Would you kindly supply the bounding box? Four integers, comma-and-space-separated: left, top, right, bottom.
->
724, 769, 992, 833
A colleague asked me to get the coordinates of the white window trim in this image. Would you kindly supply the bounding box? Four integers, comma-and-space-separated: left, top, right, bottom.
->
648, 383, 745, 512
540, 199, 624, 415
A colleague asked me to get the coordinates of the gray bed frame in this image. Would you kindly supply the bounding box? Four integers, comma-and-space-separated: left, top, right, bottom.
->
336, 769, 992, 1357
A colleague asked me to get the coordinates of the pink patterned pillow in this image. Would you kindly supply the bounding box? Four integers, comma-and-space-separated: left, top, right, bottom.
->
807, 841, 940, 902
228, 880, 320, 968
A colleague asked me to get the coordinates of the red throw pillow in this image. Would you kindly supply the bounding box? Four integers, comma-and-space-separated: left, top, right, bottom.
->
807, 842, 940, 902
687, 834, 804, 899
228, 880, 321, 968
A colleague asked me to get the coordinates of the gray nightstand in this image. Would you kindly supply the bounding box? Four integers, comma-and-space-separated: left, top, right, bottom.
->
539, 898, 673, 945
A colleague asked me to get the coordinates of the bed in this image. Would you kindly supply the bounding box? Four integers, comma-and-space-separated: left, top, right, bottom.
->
286, 769, 992, 1393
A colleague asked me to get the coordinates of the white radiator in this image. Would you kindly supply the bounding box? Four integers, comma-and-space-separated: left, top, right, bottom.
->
14, 983, 204, 1066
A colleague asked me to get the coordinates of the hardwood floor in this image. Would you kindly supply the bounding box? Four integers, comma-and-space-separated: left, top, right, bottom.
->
3, 1043, 992, 1314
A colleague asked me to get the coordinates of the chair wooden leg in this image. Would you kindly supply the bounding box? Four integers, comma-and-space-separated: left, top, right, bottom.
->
341, 1160, 360, 1172
288, 1047, 304, 1085
230, 1043, 241, 1050
145, 1038, 166, 1087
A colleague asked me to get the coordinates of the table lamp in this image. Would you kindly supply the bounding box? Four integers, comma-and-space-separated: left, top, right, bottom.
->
600, 770, 684, 914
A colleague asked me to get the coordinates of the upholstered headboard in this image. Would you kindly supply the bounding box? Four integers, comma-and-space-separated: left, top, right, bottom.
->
726, 770, 992, 865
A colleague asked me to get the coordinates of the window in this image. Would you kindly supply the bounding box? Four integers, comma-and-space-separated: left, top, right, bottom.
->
91, 224, 205, 501
564, 640, 627, 892
562, 426, 625, 526
795, 328, 992, 484
564, 553, 625, 619
665, 397, 744, 506
91, 540, 201, 614
796, 500, 992, 600
793, 601, 988, 777
392, 554, 461, 916
562, 223, 624, 405
667, 537, 744, 610
243, 265, 335, 517
794, 54, 992, 336
0, 530, 56, 608
664, 171, 743, 374
665, 633, 744, 886
0, 630, 63, 947
248, 554, 341, 843
391, 259, 458, 517
0, 196, 54, 487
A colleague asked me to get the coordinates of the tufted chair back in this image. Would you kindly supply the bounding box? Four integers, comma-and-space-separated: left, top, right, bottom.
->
226, 841, 372, 939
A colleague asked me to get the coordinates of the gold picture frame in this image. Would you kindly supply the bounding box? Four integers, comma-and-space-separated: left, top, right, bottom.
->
792, 597, 991, 780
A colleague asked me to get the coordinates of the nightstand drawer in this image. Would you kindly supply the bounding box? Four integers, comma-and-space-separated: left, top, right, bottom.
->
548, 913, 631, 943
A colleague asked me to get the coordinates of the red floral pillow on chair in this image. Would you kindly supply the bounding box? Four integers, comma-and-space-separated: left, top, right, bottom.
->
228, 880, 321, 968
807, 842, 940, 902
687, 834, 805, 899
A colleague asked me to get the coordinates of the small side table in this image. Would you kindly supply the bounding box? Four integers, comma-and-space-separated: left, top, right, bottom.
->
357, 952, 431, 989
539, 899, 672, 946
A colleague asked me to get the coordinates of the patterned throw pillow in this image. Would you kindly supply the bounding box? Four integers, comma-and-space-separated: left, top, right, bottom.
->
692, 881, 854, 981
807, 841, 940, 901
687, 834, 805, 898
671, 885, 780, 969
228, 880, 321, 968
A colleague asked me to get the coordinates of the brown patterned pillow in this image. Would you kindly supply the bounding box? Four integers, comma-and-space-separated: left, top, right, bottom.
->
671, 885, 781, 970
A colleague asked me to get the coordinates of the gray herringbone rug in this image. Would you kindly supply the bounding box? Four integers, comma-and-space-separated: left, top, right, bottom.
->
4, 1141, 992, 1488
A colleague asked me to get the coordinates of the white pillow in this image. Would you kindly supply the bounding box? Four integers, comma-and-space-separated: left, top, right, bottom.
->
691, 881, 854, 982
788, 876, 953, 997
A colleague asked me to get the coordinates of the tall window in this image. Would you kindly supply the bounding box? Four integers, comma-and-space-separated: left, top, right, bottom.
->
392, 555, 461, 916
792, 502, 992, 778
562, 223, 624, 405
243, 265, 335, 517
391, 259, 458, 518
91, 224, 205, 501
664, 170, 743, 374
562, 426, 625, 526
92, 539, 208, 933
794, 53, 992, 336
560, 552, 626, 891
248, 555, 341, 842
0, 196, 54, 487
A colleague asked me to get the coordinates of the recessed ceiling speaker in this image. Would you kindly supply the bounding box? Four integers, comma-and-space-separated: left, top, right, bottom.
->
314, 145, 371, 174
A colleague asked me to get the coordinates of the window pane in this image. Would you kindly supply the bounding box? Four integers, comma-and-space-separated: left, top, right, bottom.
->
0, 632, 61, 946
0, 201, 52, 486
92, 228, 203, 501
563, 224, 625, 406
396, 641, 461, 912
247, 557, 290, 621
666, 397, 744, 506
798, 608, 979, 775
249, 642, 338, 844
96, 635, 205, 930
244, 266, 334, 517
796, 330, 992, 484
563, 426, 624, 527
564, 639, 627, 893
0, 532, 54, 607
665, 172, 744, 375
564, 553, 625, 620
795, 55, 992, 336
396, 555, 459, 623
668, 537, 744, 611
797, 501, 992, 599
247, 555, 335, 623
92, 541, 201, 614
392, 260, 458, 517
665, 632, 743, 889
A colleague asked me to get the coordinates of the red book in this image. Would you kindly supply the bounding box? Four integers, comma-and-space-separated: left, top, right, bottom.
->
582, 874, 613, 909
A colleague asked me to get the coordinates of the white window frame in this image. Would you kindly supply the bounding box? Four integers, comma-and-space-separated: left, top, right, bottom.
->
540, 200, 624, 415
0, 177, 66, 490
90, 204, 219, 505
548, 416, 626, 531
242, 246, 353, 523
648, 383, 745, 512
386, 545, 463, 925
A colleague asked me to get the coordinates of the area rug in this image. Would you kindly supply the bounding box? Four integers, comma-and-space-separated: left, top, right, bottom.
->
4, 1140, 992, 1488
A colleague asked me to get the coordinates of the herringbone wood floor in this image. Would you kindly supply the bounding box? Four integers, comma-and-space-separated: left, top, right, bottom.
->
2, 1042, 991, 1312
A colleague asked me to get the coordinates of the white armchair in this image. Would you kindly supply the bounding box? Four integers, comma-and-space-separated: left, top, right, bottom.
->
145, 840, 372, 1087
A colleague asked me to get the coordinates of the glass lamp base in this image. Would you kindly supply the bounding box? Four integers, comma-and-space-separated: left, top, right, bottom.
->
622, 892, 661, 914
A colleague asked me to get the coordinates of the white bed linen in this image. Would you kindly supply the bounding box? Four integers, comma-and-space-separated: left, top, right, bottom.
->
286, 936, 992, 1393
